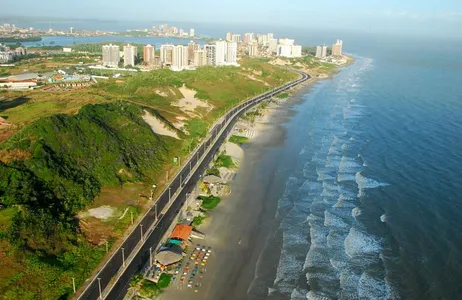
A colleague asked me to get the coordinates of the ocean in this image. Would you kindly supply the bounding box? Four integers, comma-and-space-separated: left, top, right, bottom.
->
248, 36, 462, 299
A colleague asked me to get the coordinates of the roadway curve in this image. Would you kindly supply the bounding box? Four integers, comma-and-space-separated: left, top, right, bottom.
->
78, 71, 310, 300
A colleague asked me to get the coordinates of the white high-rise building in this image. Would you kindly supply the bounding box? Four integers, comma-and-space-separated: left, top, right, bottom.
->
189, 28, 195, 37
321, 46, 327, 58
279, 38, 295, 46
215, 40, 227, 65
226, 32, 232, 42
248, 42, 259, 57
172, 45, 188, 70
316, 45, 328, 58
160, 44, 174, 65
268, 38, 278, 53
316, 46, 322, 58
277, 45, 292, 57
231, 34, 241, 43
123, 44, 137, 67
291, 45, 302, 57
102, 44, 120, 67
267, 33, 274, 40
226, 42, 238, 65
277, 44, 302, 58
205, 44, 216, 65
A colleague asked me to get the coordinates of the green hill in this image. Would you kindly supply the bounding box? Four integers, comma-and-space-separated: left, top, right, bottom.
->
1, 101, 181, 254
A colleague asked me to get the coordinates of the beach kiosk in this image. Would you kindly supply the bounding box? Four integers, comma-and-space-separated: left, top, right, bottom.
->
155, 244, 184, 270
169, 224, 193, 245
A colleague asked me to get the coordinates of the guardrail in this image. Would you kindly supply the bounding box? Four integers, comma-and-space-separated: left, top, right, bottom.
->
77, 70, 310, 300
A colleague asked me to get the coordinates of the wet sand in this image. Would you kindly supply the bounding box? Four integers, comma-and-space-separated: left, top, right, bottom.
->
161, 88, 310, 300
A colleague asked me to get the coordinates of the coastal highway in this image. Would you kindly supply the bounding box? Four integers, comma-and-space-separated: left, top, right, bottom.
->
77, 70, 309, 300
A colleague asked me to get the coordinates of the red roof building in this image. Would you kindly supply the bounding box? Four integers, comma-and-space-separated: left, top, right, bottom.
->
170, 224, 193, 241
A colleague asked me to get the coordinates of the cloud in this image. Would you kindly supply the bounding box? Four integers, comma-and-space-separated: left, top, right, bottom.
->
442, 12, 462, 18
383, 10, 420, 20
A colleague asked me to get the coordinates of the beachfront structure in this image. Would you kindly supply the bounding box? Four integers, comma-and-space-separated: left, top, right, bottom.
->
226, 32, 232, 42
155, 244, 184, 268
143, 44, 155, 64
205, 44, 216, 66
160, 44, 174, 66
154, 224, 192, 268
267, 33, 274, 40
248, 42, 259, 57
332, 39, 343, 56
231, 34, 241, 43
226, 42, 238, 65
189, 28, 195, 37
172, 45, 188, 71
102, 44, 120, 67
123, 44, 137, 67
170, 224, 193, 243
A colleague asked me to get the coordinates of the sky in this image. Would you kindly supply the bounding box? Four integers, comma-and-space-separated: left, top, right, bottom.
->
2, 0, 462, 38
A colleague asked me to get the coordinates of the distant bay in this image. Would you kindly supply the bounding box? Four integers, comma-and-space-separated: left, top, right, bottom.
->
20, 35, 205, 48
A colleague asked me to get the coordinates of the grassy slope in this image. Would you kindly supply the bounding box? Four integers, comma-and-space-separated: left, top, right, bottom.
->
0, 102, 182, 299
0, 58, 298, 299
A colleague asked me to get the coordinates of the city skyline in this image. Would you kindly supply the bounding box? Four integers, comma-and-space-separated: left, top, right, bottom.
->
2, 0, 462, 38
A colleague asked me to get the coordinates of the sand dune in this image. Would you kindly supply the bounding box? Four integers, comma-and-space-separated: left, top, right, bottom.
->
142, 110, 180, 139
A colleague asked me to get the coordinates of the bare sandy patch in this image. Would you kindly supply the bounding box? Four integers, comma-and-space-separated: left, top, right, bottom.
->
241, 73, 270, 86
87, 206, 115, 220
142, 110, 180, 139
155, 89, 168, 97
224, 142, 244, 162
269, 58, 289, 66
173, 116, 188, 132
171, 85, 213, 117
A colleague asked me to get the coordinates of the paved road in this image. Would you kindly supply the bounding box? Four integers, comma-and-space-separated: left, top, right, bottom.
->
78, 71, 310, 300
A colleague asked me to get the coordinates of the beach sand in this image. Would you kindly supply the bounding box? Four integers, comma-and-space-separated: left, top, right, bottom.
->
161, 86, 311, 300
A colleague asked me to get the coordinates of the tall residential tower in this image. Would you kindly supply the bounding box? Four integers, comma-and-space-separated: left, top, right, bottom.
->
123, 44, 137, 67
102, 44, 120, 67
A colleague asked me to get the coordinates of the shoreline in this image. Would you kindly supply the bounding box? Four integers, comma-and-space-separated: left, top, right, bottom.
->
161, 78, 314, 300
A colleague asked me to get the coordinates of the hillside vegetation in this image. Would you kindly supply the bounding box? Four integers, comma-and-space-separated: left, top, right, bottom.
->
0, 102, 182, 298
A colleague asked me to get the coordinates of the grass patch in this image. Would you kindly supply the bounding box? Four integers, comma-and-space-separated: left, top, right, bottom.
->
112, 206, 140, 234
157, 273, 173, 288
277, 92, 290, 99
198, 195, 221, 210
205, 167, 220, 177
215, 154, 235, 168
229, 135, 249, 145
192, 213, 208, 227
139, 279, 161, 298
